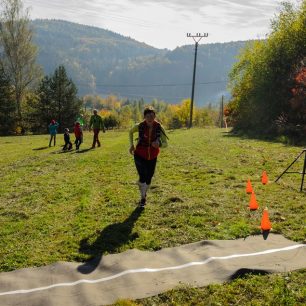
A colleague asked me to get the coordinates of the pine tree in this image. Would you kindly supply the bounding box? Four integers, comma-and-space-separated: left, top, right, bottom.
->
30, 65, 82, 133
50, 65, 82, 132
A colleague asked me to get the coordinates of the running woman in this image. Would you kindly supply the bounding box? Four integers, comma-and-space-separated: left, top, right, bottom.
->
129, 106, 168, 207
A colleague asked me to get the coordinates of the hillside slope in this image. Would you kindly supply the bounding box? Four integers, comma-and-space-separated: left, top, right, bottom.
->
32, 20, 247, 104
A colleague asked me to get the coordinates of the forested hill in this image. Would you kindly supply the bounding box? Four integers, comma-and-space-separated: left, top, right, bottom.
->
32, 19, 248, 105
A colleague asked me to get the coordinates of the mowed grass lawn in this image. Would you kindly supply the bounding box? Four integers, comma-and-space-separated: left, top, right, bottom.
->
0, 128, 305, 305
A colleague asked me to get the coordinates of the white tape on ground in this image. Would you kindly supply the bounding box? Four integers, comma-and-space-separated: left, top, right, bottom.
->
0, 244, 305, 297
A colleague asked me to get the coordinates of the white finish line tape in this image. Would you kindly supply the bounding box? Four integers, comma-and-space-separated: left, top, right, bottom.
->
0, 244, 305, 297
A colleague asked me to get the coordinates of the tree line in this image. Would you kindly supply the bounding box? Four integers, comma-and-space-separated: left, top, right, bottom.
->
82, 95, 219, 130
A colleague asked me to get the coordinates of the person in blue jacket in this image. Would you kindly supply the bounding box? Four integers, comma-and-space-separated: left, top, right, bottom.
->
48, 119, 59, 147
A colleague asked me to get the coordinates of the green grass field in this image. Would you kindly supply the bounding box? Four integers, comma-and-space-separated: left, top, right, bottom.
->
0, 128, 305, 305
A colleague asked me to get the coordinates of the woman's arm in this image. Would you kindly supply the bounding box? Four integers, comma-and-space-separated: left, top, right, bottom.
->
129, 124, 139, 154
129, 124, 139, 146
160, 125, 168, 148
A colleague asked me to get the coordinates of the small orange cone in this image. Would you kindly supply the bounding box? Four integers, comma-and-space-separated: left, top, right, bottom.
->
246, 179, 253, 194
262, 171, 268, 185
261, 207, 272, 231
249, 191, 259, 210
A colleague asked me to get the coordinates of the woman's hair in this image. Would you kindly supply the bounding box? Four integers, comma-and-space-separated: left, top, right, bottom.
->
143, 106, 156, 117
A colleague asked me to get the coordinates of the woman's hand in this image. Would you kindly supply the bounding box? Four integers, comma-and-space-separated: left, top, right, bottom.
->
129, 145, 135, 155
151, 141, 160, 149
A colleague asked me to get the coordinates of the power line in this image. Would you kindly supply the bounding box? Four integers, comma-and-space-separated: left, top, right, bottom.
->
120, 93, 188, 100
76, 80, 227, 88
85, 91, 189, 101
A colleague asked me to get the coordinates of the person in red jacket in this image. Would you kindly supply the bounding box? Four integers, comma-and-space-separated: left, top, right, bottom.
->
129, 106, 168, 207
74, 121, 83, 150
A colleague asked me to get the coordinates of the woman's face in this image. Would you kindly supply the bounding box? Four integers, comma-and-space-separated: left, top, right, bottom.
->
144, 112, 155, 125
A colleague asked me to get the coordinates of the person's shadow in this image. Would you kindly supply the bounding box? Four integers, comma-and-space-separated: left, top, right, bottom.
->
77, 207, 143, 274
75, 148, 93, 154
32, 146, 49, 151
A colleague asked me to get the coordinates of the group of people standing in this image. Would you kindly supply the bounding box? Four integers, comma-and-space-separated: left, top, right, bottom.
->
48, 109, 105, 150
48, 107, 168, 208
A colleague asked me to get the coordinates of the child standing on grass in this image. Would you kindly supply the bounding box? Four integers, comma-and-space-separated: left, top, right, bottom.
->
129, 106, 168, 208
63, 128, 73, 150
48, 119, 59, 147
74, 121, 83, 150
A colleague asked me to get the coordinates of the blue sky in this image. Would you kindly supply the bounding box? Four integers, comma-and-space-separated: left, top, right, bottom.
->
23, 0, 299, 49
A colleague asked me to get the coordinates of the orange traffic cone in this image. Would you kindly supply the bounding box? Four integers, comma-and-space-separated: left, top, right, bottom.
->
246, 179, 253, 194
261, 207, 272, 231
249, 191, 259, 210
262, 171, 268, 185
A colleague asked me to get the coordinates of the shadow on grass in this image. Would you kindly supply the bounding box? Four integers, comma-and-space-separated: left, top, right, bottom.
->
229, 268, 270, 280
75, 148, 94, 154
77, 207, 144, 274
222, 130, 306, 147
222, 131, 278, 143
51, 149, 73, 154
32, 146, 49, 151
0, 211, 29, 221
50, 147, 95, 154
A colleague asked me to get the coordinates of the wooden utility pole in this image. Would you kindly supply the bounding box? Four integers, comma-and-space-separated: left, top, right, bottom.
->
187, 33, 208, 128
220, 95, 224, 128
